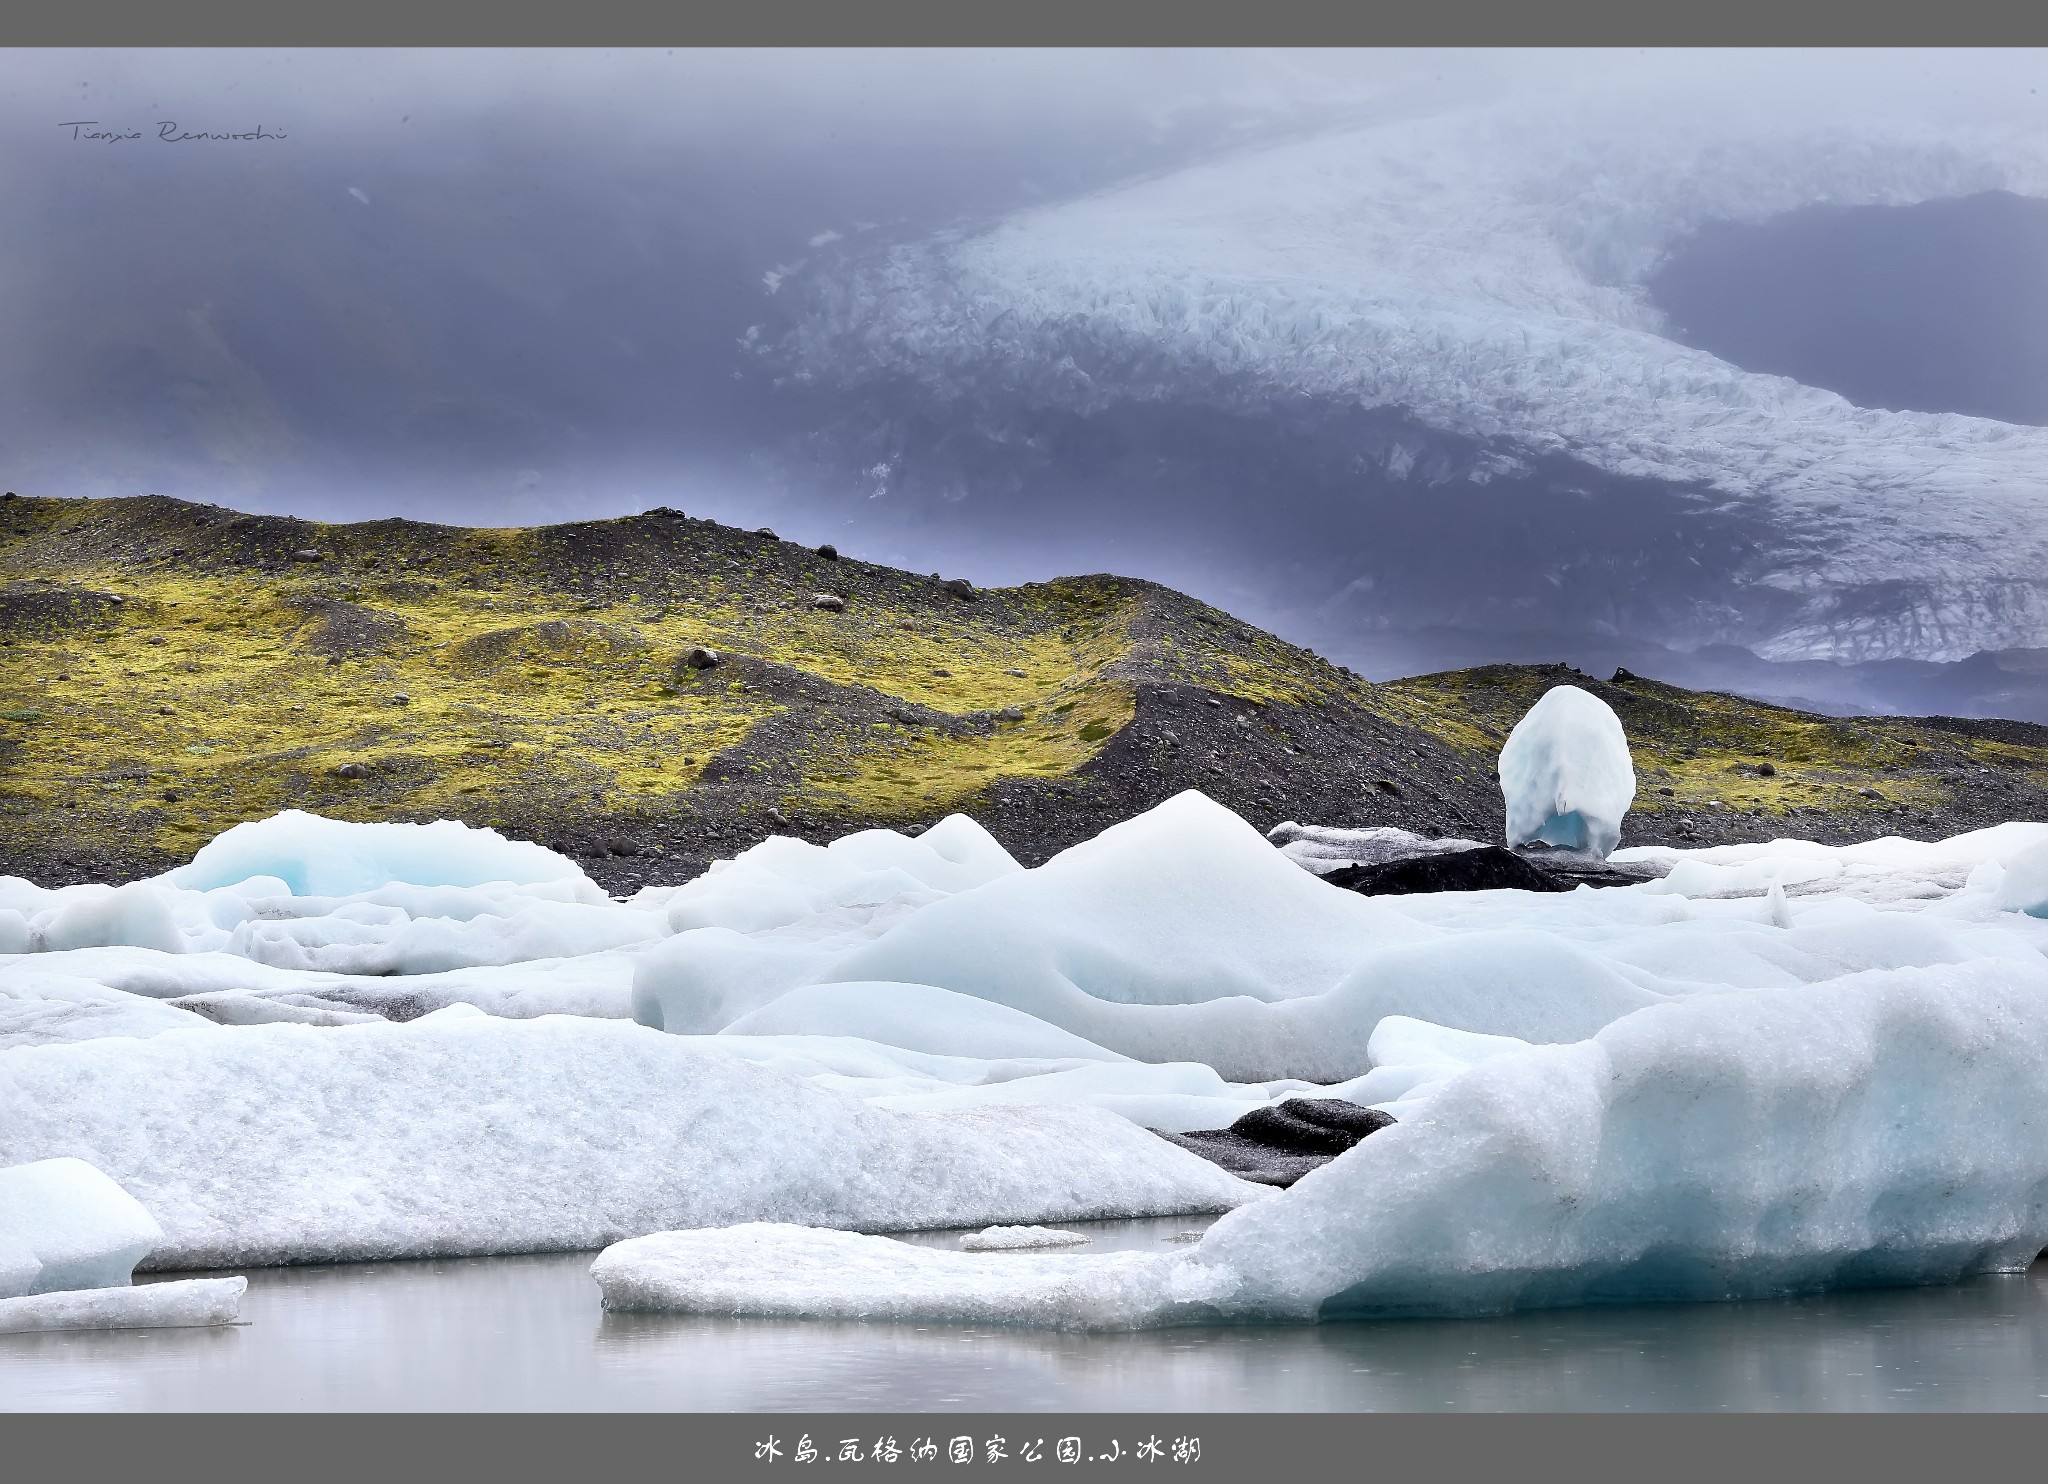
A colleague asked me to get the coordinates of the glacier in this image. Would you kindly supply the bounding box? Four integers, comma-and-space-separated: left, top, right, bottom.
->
768, 52, 2048, 663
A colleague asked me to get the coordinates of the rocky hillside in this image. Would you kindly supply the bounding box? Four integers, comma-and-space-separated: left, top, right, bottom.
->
2, 492, 2044, 891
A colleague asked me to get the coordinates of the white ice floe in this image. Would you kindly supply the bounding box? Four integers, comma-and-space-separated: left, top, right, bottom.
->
164, 810, 591, 897
1, 810, 1027, 986
1497, 686, 1636, 858
15, 795, 2048, 1320
0, 1277, 246, 1334
638, 792, 1440, 1076
0, 1016, 1263, 1270
960, 1225, 1093, 1251
722, 981, 1130, 1063
592, 957, 2048, 1327
658, 815, 1021, 935
1266, 823, 1488, 876
0, 1158, 164, 1299
1993, 838, 2048, 918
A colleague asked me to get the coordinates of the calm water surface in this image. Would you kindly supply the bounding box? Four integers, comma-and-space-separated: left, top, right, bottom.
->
9, 1216, 2048, 1412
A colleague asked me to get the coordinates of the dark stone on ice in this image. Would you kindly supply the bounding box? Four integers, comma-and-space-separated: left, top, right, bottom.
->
1325, 846, 1570, 896
1155, 1099, 1397, 1187
1230, 1098, 1396, 1155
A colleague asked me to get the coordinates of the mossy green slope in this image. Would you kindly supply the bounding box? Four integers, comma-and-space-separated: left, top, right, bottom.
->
0, 494, 1353, 880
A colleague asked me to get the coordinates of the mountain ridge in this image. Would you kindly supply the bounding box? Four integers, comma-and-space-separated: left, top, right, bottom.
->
2, 492, 2043, 892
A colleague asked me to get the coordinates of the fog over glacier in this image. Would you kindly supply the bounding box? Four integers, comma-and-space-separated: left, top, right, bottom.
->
5, 49, 2046, 710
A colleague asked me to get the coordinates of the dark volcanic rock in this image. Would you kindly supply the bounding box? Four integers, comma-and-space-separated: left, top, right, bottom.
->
1325, 845, 1571, 896
1157, 1098, 1396, 1187
1233, 1097, 1396, 1153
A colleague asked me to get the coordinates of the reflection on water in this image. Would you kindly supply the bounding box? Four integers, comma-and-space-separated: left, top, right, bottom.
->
8, 1215, 2048, 1412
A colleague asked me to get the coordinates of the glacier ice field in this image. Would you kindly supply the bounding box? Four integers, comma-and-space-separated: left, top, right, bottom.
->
779, 52, 2048, 663
9, 760, 2048, 1326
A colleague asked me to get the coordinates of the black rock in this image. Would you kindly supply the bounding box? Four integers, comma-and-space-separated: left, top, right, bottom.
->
817, 543, 839, 561
1325, 846, 1570, 896
1155, 1099, 1396, 1187
1230, 1098, 1396, 1154
941, 577, 976, 600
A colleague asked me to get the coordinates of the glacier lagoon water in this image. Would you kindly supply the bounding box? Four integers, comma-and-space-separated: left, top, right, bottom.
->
9, 1217, 2048, 1413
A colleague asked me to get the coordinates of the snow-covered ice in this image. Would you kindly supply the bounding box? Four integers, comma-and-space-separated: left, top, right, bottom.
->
1994, 839, 2048, 918
1497, 685, 1636, 858
0, 1277, 246, 1335
0, 1158, 164, 1298
1267, 823, 1488, 876
165, 810, 592, 897
960, 1225, 1093, 1251
592, 957, 2048, 1327
0, 1015, 1263, 1269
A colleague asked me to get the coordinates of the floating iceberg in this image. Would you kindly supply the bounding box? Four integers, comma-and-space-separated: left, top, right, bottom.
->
1267, 823, 1488, 876
721, 981, 1130, 1063
1994, 838, 2048, 918
164, 810, 592, 897
960, 1225, 1093, 1251
638, 792, 1440, 1078
660, 814, 1021, 935
1498, 685, 1636, 858
591, 958, 2048, 1328
13, 796, 2048, 1325
0, 1157, 164, 1298
0, 1016, 1262, 1270
0, 1276, 246, 1335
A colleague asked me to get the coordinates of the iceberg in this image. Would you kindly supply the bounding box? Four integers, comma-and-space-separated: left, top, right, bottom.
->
591, 958, 2048, 1327
0, 1276, 246, 1334
960, 1225, 1093, 1251
15, 797, 2048, 1326
1498, 685, 1636, 858
1994, 838, 2048, 917
0, 1157, 165, 1298
164, 810, 592, 897
721, 981, 1130, 1063
0, 1016, 1262, 1270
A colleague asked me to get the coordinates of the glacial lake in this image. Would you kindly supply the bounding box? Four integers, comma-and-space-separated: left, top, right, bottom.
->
10, 1216, 2048, 1412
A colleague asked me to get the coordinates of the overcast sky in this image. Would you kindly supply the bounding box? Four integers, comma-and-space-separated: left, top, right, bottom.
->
0, 47, 1691, 527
